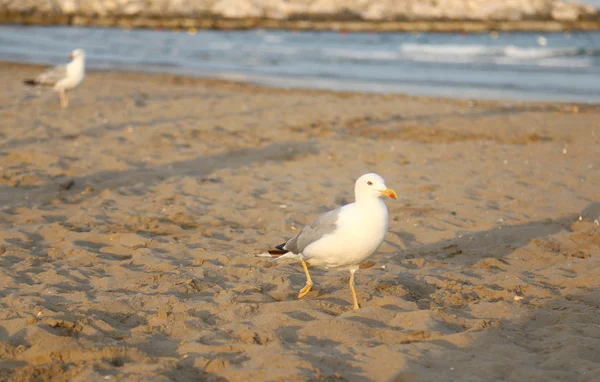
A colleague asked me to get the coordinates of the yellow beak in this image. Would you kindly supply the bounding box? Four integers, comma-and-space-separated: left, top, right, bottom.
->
68, 54, 74, 59
380, 188, 397, 199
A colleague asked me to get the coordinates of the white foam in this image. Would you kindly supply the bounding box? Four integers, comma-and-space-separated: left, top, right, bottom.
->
324, 48, 399, 61
395, 43, 593, 68
399, 43, 582, 59
399, 43, 502, 56
503, 46, 580, 58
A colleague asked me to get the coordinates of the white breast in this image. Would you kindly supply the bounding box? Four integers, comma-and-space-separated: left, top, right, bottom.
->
55, 59, 85, 91
303, 200, 388, 269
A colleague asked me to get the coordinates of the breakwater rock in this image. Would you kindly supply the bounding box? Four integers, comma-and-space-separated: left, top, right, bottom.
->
1, 0, 599, 31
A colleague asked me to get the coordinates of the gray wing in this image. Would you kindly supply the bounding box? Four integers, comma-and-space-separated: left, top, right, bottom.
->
283, 208, 340, 254
35, 64, 67, 85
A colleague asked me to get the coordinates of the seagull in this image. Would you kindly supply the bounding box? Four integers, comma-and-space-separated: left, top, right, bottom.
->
23, 48, 86, 108
260, 173, 397, 309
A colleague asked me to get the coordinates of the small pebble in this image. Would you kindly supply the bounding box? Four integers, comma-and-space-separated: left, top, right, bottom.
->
60, 179, 75, 190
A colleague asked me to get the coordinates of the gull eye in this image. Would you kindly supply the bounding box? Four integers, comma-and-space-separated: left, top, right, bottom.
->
367, 181, 373, 186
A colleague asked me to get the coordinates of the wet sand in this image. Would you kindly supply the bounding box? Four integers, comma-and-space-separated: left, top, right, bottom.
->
0, 62, 599, 381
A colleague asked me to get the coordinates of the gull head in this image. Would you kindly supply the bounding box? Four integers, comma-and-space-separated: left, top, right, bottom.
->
355, 173, 397, 201
69, 49, 85, 60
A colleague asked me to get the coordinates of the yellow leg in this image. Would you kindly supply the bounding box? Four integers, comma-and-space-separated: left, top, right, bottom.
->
349, 270, 360, 310
59, 90, 69, 108
298, 260, 313, 299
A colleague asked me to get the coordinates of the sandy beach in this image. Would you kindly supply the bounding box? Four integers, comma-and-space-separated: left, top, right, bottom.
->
0, 62, 599, 381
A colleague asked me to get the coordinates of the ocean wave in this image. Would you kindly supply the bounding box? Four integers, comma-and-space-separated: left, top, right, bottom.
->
400, 43, 503, 56
503, 46, 581, 58
315, 44, 598, 68
399, 54, 595, 68
399, 43, 594, 59
324, 48, 399, 61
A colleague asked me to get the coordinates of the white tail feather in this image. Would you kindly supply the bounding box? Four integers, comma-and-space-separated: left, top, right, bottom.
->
254, 251, 302, 264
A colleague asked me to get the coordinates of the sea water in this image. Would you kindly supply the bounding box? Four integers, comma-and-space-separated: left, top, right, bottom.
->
0, 25, 599, 103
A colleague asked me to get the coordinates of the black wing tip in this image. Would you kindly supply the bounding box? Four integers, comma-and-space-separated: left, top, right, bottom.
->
266, 249, 287, 256
275, 243, 286, 251
23, 79, 37, 86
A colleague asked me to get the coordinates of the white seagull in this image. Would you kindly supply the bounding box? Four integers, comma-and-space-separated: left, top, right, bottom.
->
24, 48, 86, 108
261, 173, 397, 309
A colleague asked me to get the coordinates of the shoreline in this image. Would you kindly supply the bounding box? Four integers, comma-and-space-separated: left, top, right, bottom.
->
2, 13, 600, 32
4, 61, 600, 107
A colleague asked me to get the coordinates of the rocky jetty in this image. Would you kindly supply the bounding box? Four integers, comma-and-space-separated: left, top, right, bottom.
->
1, 0, 599, 31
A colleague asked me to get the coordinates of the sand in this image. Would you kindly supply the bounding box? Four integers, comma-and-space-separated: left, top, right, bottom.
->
0, 62, 599, 382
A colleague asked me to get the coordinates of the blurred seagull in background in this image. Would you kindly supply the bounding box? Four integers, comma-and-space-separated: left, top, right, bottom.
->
24, 48, 85, 108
